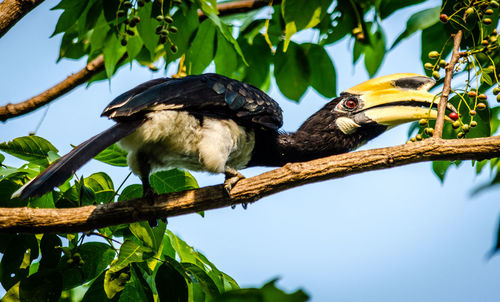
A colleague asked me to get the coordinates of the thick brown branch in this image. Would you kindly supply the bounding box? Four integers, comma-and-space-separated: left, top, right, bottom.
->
2, 136, 499, 233
0, 0, 44, 38
434, 30, 463, 138
199, 0, 280, 20
0, 55, 105, 122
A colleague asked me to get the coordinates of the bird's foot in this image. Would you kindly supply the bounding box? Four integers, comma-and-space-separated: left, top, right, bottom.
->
224, 168, 245, 196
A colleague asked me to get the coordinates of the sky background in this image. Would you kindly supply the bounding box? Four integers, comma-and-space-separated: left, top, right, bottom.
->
2, 0, 500, 301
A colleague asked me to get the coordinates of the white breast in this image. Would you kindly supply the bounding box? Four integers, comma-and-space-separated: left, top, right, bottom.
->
118, 111, 255, 175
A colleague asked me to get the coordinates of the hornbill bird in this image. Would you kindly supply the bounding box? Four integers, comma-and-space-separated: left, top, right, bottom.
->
13, 73, 456, 200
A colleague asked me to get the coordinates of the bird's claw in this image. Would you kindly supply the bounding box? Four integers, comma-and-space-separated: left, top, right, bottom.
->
223, 169, 245, 196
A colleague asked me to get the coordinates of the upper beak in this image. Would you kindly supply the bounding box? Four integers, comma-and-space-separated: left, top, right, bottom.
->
346, 73, 457, 126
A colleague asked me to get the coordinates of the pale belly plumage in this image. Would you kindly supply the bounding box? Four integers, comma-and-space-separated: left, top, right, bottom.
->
118, 111, 255, 175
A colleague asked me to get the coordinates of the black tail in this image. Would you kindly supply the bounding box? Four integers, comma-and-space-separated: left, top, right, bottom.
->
13, 120, 144, 200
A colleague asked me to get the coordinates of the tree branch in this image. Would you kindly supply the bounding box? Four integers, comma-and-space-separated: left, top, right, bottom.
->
434, 30, 463, 138
0, 0, 44, 38
0, 0, 280, 122
2, 136, 499, 233
0, 55, 105, 122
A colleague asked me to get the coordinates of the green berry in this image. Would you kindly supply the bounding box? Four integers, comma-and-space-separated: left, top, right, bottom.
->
469, 109, 476, 116
165, 16, 174, 23
170, 44, 178, 53
416, 134, 423, 141
428, 51, 439, 59
156, 15, 164, 22
484, 18, 493, 25
462, 124, 470, 132
419, 119, 428, 126
410, 137, 417, 142
122, 1, 132, 9
457, 131, 465, 138
497, 94, 500, 102
470, 120, 478, 127
424, 63, 434, 70
117, 10, 126, 17
465, 7, 475, 16
432, 71, 440, 80
439, 60, 446, 68
491, 1, 500, 8
424, 128, 434, 136
452, 121, 461, 129
485, 8, 494, 15
482, 39, 489, 45
168, 26, 178, 33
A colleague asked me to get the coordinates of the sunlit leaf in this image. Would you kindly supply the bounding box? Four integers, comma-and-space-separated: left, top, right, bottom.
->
0, 136, 58, 167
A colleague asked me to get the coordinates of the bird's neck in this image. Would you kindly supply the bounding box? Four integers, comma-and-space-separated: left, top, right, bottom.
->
248, 124, 387, 167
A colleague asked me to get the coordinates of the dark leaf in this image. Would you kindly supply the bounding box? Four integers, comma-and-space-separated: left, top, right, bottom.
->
186, 19, 216, 74
364, 27, 386, 77
274, 41, 310, 101
19, 270, 63, 302
301, 43, 336, 97
39, 234, 62, 271
155, 262, 188, 302
81, 271, 119, 302
378, 0, 426, 19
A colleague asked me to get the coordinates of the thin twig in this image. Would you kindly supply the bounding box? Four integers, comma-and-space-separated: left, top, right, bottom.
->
434, 30, 463, 138
1, 135, 499, 233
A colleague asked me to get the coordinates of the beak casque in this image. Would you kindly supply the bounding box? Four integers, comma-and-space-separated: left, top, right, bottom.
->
346, 73, 456, 127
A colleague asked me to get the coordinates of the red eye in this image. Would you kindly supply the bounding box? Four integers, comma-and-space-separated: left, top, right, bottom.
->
344, 98, 358, 109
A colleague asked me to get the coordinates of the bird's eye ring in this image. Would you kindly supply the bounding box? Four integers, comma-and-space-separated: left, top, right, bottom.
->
344, 98, 358, 110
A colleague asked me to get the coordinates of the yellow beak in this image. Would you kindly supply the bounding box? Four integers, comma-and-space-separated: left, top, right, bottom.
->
345, 73, 456, 127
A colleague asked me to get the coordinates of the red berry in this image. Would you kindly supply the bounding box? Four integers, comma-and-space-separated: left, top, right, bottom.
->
449, 112, 459, 121
440, 14, 449, 23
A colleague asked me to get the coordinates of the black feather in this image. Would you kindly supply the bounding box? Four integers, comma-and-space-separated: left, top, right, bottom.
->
17, 120, 144, 199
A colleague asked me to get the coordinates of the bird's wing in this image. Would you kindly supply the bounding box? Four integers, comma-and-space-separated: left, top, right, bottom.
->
101, 74, 283, 131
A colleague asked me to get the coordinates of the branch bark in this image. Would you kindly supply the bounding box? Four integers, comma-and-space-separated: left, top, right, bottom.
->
0, 55, 105, 122
434, 30, 463, 138
0, 0, 280, 122
2, 136, 499, 233
0, 0, 44, 38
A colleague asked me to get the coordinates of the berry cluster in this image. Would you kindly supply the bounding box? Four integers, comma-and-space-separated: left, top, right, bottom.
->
155, 14, 178, 52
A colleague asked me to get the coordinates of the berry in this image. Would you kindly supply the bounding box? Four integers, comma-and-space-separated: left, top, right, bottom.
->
468, 91, 477, 98
419, 119, 428, 126
428, 51, 440, 59
168, 26, 178, 33
477, 102, 487, 110
170, 45, 178, 53
481, 39, 489, 45
410, 137, 417, 142
432, 71, 440, 80
160, 29, 168, 36
406, 140, 412, 144
117, 10, 126, 17
416, 134, 423, 141
155, 25, 163, 34
132, 16, 140, 23
159, 36, 167, 44
478, 94, 487, 100
469, 109, 476, 116
497, 94, 500, 102
439, 59, 446, 68
122, 1, 132, 9
491, 1, 500, 8
440, 14, 449, 23
126, 29, 135, 36
120, 38, 127, 46
156, 15, 164, 22
425, 128, 434, 136
449, 112, 459, 121
484, 18, 492, 25
470, 121, 478, 127
462, 124, 470, 132
424, 63, 434, 70
452, 121, 461, 129
465, 7, 475, 16
355, 33, 365, 42
457, 131, 465, 138
485, 8, 494, 15
165, 16, 174, 23
493, 87, 500, 95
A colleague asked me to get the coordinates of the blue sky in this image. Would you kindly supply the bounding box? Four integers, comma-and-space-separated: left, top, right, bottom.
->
2, 0, 500, 301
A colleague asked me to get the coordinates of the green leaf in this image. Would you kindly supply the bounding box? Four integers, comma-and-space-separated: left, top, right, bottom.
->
109, 240, 152, 274
103, 33, 127, 79
104, 265, 130, 299
59, 242, 116, 290
150, 169, 199, 195
213, 279, 309, 302
391, 7, 440, 49
0, 136, 58, 167
28, 194, 55, 209
51, 0, 88, 36
274, 41, 310, 101
432, 161, 452, 183
377, 0, 426, 19
81, 271, 119, 302
155, 262, 188, 302
90, 13, 110, 55
0, 153, 4, 164
118, 264, 154, 302
182, 263, 220, 297
186, 19, 216, 74
421, 22, 453, 77
129, 222, 156, 250
1, 281, 20, 302
19, 270, 62, 302
0, 234, 38, 291
364, 27, 386, 77
126, 33, 144, 62
84, 172, 115, 204
215, 31, 238, 77
301, 43, 336, 98
118, 184, 143, 201
238, 35, 272, 90
137, 2, 160, 61
39, 234, 62, 271
281, 0, 330, 51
